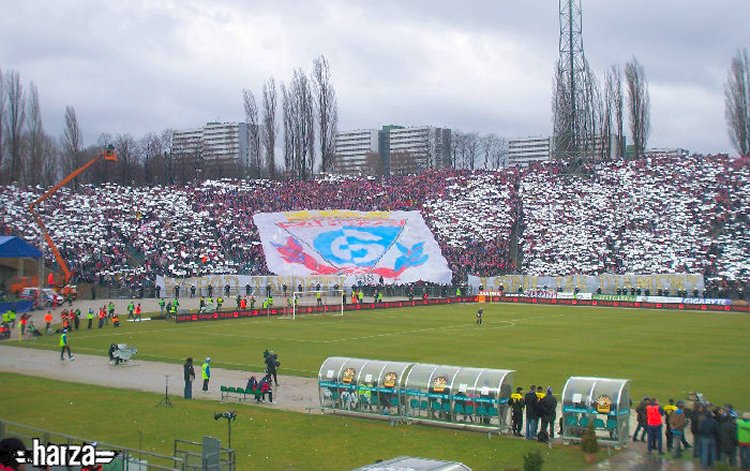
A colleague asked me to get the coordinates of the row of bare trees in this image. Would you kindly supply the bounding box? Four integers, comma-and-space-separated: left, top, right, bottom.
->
451, 132, 508, 170
552, 56, 649, 160
242, 55, 338, 180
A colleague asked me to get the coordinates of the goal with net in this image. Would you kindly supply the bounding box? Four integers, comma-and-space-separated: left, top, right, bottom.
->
282, 288, 345, 319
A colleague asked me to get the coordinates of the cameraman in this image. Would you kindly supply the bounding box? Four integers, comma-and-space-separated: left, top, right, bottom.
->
264, 350, 280, 386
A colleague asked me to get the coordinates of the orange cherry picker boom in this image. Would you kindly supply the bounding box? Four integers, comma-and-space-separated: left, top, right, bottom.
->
28, 145, 117, 297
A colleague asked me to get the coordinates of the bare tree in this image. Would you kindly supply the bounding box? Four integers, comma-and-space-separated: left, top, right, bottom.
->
243, 88, 262, 177
725, 48, 750, 156
463, 132, 480, 170
364, 152, 384, 176
482, 134, 508, 169
262, 76, 278, 178
625, 57, 650, 158
25, 82, 44, 186
138, 132, 163, 185
114, 133, 138, 185
287, 69, 315, 180
610, 65, 624, 159
60, 106, 83, 188
40, 134, 60, 186
160, 128, 175, 184
281, 83, 294, 175
5, 70, 26, 182
311, 55, 338, 174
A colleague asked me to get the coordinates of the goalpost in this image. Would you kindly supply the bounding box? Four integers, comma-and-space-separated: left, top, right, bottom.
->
285, 287, 345, 320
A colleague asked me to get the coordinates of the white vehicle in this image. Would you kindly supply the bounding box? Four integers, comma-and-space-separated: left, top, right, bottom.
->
18, 288, 65, 307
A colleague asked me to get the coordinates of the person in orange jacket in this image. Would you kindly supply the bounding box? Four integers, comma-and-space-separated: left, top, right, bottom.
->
44, 311, 53, 333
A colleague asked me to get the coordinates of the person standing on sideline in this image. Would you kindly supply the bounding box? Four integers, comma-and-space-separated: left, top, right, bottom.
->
663, 398, 677, 451
44, 311, 53, 333
738, 411, 750, 470
476, 307, 483, 325
183, 357, 195, 399
540, 386, 558, 440
264, 350, 280, 386
59, 328, 74, 361
135, 303, 142, 322
510, 387, 525, 436
158, 298, 166, 316
669, 401, 688, 458
646, 398, 664, 454
633, 397, 649, 441
201, 357, 211, 392
699, 408, 719, 468
719, 411, 738, 467
127, 301, 135, 320
86, 308, 94, 329
524, 384, 539, 440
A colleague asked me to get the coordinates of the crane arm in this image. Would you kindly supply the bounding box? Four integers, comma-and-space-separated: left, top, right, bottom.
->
28, 145, 117, 286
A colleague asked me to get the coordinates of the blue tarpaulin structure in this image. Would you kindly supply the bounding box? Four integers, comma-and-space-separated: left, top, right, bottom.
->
0, 236, 42, 259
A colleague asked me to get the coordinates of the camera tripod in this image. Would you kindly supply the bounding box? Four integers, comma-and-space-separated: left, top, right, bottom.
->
157, 374, 172, 407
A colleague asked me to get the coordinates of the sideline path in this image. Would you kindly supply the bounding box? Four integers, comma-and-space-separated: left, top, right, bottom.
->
0, 344, 320, 413
0, 344, 703, 470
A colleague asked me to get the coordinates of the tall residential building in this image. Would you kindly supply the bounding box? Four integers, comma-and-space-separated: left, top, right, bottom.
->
508, 136, 553, 167
172, 122, 253, 168
333, 129, 381, 174
388, 126, 452, 174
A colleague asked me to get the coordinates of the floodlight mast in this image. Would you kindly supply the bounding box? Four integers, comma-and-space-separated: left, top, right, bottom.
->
29, 145, 118, 289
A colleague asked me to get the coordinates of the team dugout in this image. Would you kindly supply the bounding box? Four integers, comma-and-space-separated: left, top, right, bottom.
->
317, 357, 514, 432
561, 376, 631, 447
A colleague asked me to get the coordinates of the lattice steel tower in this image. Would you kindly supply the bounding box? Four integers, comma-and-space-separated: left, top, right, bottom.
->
553, 0, 595, 161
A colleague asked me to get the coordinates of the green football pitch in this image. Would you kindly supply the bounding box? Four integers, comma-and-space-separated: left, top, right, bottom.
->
16, 302, 750, 411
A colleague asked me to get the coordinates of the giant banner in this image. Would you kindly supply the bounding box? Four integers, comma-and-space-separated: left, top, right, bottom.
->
253, 210, 452, 285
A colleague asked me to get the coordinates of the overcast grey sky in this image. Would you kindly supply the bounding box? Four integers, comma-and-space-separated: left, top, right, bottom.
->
1, 0, 747, 155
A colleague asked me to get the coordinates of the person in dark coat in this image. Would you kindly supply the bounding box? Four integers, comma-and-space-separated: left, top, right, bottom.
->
699, 409, 719, 468
540, 386, 558, 440
183, 357, 195, 399
718, 413, 738, 467
633, 397, 648, 442
524, 385, 539, 440
264, 350, 280, 386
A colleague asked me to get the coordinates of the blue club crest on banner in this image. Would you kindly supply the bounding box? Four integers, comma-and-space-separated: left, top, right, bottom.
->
314, 226, 402, 267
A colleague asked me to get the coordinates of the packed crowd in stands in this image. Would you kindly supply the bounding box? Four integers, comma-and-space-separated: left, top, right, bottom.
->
1, 155, 749, 296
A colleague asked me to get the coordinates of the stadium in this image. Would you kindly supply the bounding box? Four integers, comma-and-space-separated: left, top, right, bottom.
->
1, 1, 750, 470
1, 152, 750, 470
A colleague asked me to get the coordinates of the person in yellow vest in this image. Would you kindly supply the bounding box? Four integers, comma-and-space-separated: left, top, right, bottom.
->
201, 357, 211, 392
316, 291, 322, 306
663, 398, 678, 452
59, 328, 74, 361
357, 290, 364, 303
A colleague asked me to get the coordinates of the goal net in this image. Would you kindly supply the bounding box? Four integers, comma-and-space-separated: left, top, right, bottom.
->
284, 289, 345, 320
